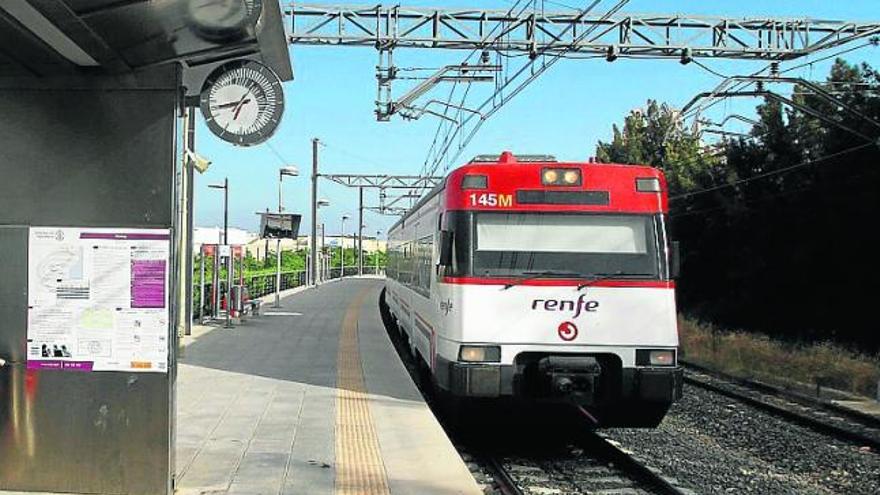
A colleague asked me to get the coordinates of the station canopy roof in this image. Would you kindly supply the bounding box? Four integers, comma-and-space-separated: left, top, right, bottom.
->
0, 0, 292, 81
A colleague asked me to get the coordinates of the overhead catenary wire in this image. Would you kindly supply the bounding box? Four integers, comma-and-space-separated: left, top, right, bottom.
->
683, 39, 878, 129
670, 166, 878, 219
266, 141, 291, 166
425, 0, 627, 176
320, 140, 389, 170
670, 142, 876, 202
419, 0, 537, 177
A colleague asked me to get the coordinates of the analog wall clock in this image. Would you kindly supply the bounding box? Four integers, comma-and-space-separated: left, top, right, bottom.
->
184, 0, 263, 41
199, 60, 284, 147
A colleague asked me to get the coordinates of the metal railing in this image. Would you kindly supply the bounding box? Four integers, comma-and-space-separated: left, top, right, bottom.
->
194, 266, 384, 319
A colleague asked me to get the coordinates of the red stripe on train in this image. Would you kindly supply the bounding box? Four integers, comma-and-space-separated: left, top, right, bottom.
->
441, 276, 674, 289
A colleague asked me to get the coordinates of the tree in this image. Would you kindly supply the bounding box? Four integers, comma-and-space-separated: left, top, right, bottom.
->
676, 59, 879, 350
596, 100, 719, 195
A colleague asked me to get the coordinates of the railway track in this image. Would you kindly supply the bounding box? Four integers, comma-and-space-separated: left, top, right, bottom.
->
682, 360, 880, 452
381, 295, 691, 494
477, 431, 690, 495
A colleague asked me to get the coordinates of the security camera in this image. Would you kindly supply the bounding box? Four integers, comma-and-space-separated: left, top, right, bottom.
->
186, 149, 212, 173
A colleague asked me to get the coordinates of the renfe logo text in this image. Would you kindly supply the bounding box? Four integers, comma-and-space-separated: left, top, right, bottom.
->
532, 295, 599, 319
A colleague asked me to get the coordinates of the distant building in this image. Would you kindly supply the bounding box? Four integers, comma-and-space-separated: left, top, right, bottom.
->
245, 235, 386, 261
193, 227, 258, 250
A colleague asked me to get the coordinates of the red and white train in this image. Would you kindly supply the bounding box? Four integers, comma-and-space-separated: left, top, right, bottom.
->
382, 152, 682, 427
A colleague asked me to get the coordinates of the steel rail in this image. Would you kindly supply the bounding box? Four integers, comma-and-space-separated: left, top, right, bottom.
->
683, 366, 880, 452
578, 432, 689, 495
480, 455, 524, 495
682, 360, 880, 429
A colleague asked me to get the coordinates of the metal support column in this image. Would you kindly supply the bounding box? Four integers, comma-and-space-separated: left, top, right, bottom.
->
199, 246, 205, 322
358, 186, 364, 275
212, 249, 220, 319
182, 107, 196, 335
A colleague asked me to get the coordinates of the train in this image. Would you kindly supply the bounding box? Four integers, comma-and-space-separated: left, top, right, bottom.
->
381, 152, 682, 427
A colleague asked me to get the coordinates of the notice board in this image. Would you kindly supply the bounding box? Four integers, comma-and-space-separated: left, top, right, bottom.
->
27, 227, 171, 373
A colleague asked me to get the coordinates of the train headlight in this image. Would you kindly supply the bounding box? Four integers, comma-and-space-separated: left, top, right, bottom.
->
542, 168, 582, 186
459, 345, 501, 363
636, 349, 676, 366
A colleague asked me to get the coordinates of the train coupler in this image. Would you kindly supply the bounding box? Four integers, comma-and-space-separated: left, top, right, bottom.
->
537, 356, 602, 402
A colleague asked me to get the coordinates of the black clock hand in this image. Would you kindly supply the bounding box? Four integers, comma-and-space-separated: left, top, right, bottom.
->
233, 96, 252, 120
216, 100, 247, 110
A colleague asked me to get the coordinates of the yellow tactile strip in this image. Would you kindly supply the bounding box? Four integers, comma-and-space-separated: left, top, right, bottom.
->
336, 287, 391, 495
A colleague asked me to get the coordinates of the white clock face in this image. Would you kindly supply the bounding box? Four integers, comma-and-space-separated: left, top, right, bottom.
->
200, 61, 284, 146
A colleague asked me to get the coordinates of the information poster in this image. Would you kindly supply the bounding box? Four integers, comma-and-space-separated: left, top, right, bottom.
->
27, 227, 171, 373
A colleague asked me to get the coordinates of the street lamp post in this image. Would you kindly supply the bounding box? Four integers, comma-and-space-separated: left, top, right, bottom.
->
314, 199, 330, 284
276, 166, 299, 307
375, 230, 381, 275
208, 179, 230, 328
340, 214, 350, 278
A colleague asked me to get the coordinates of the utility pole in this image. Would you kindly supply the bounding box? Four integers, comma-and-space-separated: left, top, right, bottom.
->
311, 138, 319, 286
358, 186, 364, 275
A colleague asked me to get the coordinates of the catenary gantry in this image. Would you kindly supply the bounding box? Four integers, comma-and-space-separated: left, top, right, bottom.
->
320, 174, 444, 190
287, 3, 880, 60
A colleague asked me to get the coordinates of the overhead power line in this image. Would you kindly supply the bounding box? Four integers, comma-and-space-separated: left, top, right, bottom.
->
670, 142, 877, 202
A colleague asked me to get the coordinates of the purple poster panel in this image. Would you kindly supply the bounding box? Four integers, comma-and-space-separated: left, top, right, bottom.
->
131, 260, 167, 309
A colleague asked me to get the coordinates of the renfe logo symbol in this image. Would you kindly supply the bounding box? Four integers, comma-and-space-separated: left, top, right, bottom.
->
558, 321, 578, 341
532, 294, 599, 319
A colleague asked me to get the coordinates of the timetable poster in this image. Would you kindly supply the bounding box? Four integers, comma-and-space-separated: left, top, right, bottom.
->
27, 227, 171, 373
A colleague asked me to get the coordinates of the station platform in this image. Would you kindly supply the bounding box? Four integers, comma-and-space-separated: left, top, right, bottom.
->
173, 278, 481, 495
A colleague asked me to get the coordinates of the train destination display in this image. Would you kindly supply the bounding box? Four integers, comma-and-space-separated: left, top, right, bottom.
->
26, 227, 171, 373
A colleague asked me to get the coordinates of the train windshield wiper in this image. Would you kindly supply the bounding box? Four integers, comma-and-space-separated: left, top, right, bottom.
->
501, 270, 583, 290
577, 271, 653, 291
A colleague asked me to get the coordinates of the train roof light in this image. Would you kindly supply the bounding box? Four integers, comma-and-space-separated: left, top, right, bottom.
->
635, 177, 661, 192
469, 153, 557, 163
461, 174, 488, 189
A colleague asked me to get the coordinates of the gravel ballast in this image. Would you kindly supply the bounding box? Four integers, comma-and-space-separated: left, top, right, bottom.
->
605, 384, 880, 494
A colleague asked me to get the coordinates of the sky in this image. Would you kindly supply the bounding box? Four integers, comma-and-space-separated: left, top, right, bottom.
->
193, 0, 880, 239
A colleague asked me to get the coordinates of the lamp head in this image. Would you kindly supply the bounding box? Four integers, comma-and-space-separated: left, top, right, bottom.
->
280, 166, 299, 177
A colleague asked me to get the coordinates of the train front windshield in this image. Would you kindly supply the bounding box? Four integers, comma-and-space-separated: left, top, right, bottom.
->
452, 212, 668, 279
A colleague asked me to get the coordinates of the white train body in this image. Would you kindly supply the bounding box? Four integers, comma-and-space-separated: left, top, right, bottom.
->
383, 152, 682, 427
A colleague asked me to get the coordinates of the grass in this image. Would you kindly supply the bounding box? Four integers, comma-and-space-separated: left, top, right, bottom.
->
678, 316, 880, 399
